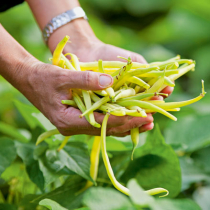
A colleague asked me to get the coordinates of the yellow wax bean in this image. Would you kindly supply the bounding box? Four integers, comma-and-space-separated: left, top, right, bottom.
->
156, 81, 206, 109
80, 96, 110, 118
131, 127, 139, 160
147, 100, 165, 104
117, 100, 177, 121
85, 136, 101, 188
94, 90, 108, 96
79, 61, 148, 71
164, 76, 175, 87
72, 92, 90, 122
101, 113, 169, 197
114, 67, 158, 90
52, 35, 69, 66
58, 59, 65, 68
114, 88, 136, 101
119, 92, 167, 101
61, 54, 75, 70
140, 70, 178, 77
36, 129, 60, 146
127, 106, 147, 117
57, 136, 70, 152
145, 108, 180, 113
101, 113, 130, 196
160, 63, 195, 92
98, 59, 105, 73
145, 75, 165, 95
105, 87, 115, 102
65, 53, 81, 71
134, 85, 141, 93
61, 100, 77, 107
127, 76, 150, 89
82, 90, 101, 128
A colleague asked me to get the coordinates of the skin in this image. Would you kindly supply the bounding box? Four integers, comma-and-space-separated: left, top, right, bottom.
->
0, 0, 173, 137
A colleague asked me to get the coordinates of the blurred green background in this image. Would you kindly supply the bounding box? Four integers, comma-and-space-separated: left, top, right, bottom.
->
0, 0, 210, 209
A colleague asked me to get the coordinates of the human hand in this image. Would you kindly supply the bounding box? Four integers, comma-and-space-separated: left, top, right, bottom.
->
20, 60, 153, 136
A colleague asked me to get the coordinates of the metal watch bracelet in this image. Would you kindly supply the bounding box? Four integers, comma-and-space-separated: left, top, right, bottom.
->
42, 7, 88, 44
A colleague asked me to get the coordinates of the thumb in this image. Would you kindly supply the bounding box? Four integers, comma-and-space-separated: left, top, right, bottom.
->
65, 70, 113, 90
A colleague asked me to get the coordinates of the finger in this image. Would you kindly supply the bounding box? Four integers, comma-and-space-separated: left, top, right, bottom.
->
107, 114, 153, 135
161, 86, 174, 98
57, 107, 131, 136
139, 122, 154, 133
150, 96, 164, 100
94, 112, 132, 128
60, 70, 113, 90
130, 52, 148, 64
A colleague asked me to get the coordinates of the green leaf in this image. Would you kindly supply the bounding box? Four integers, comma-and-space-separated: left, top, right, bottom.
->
179, 156, 210, 191
15, 142, 45, 191
83, 187, 134, 210
165, 114, 210, 152
193, 186, 210, 210
18, 194, 40, 210
14, 100, 40, 129
38, 157, 60, 188
14, 100, 55, 131
151, 198, 201, 210
59, 142, 93, 182
0, 204, 17, 210
191, 146, 210, 174
128, 179, 154, 207
121, 124, 181, 197
31, 175, 86, 210
0, 137, 16, 176
39, 199, 68, 210
0, 121, 29, 143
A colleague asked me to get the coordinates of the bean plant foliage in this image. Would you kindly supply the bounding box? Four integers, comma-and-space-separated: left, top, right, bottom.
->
0, 97, 207, 210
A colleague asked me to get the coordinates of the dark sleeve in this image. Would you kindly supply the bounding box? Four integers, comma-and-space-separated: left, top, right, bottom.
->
0, 0, 24, 12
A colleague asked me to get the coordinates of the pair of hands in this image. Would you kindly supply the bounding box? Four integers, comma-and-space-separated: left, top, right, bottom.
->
24, 40, 173, 137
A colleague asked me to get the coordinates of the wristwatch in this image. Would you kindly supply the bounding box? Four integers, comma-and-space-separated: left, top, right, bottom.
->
42, 7, 88, 44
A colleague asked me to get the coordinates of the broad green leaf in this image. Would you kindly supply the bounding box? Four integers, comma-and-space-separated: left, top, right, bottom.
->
32, 113, 56, 131
121, 125, 181, 197
14, 100, 56, 131
151, 198, 201, 210
191, 146, 210, 173
38, 157, 60, 188
18, 194, 41, 210
39, 199, 68, 210
98, 151, 130, 182
1, 162, 37, 196
14, 100, 40, 129
0, 137, 16, 176
179, 156, 210, 191
0, 121, 29, 142
31, 175, 86, 210
83, 187, 134, 210
0, 204, 17, 210
15, 142, 45, 191
165, 114, 210, 152
128, 179, 154, 207
59, 142, 93, 182
193, 186, 210, 210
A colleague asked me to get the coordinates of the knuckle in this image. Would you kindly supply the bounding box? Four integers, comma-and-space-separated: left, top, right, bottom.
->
83, 71, 92, 88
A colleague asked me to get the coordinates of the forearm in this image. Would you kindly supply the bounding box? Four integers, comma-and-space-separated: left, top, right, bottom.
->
26, 0, 98, 53
0, 24, 37, 90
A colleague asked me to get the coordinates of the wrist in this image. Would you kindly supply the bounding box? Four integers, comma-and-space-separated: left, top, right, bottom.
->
47, 18, 100, 54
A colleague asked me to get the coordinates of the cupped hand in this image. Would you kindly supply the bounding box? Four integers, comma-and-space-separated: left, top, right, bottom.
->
21, 60, 153, 136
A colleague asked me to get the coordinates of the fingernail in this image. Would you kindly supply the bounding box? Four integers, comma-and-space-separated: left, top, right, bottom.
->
99, 75, 112, 87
